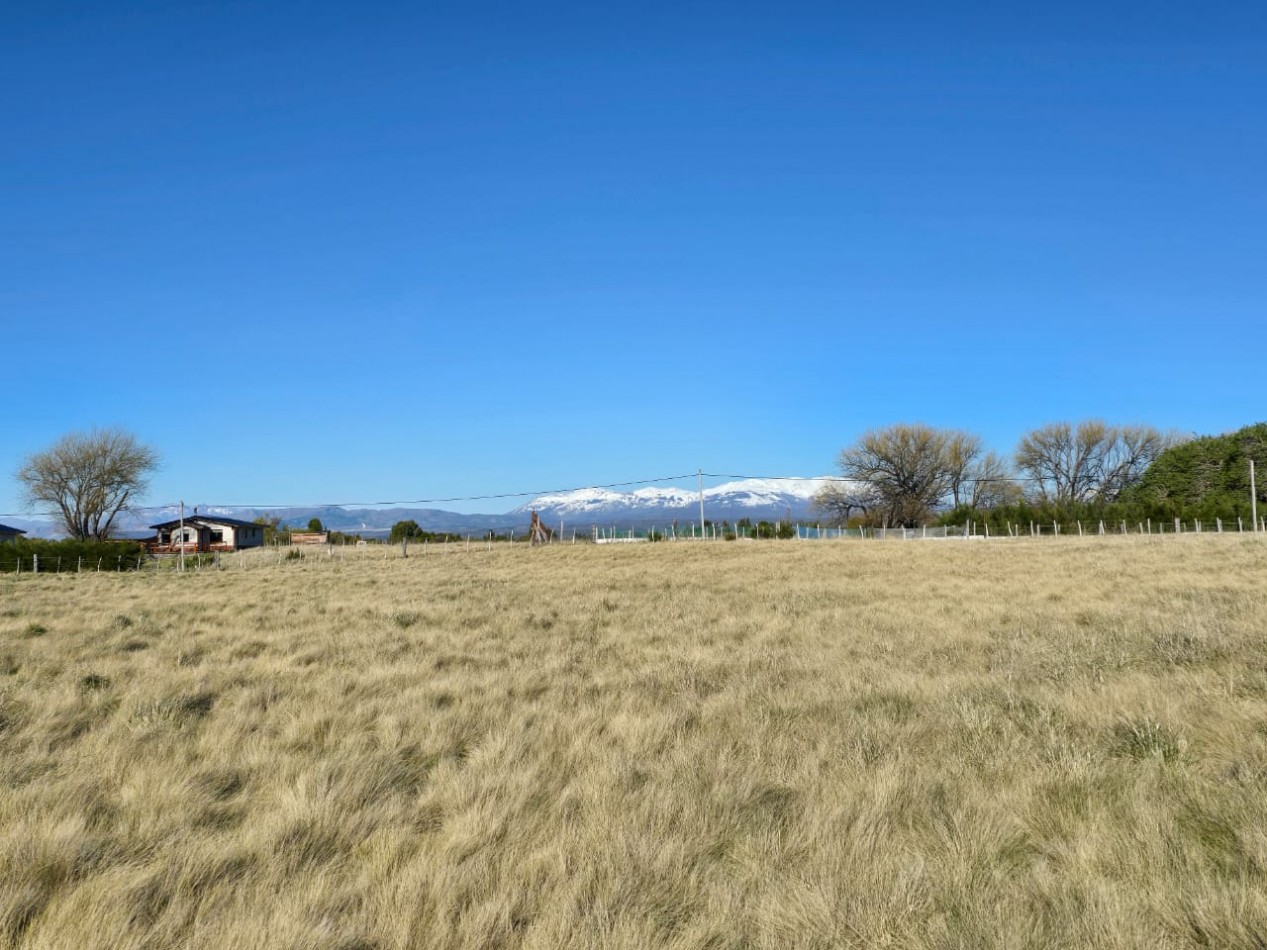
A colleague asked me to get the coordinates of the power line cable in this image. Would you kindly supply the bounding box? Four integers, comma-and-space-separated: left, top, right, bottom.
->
0, 472, 705, 518
703, 471, 1048, 484
0, 469, 1079, 522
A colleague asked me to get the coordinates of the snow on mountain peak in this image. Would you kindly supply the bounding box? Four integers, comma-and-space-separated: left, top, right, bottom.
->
703, 477, 834, 503
512, 477, 841, 519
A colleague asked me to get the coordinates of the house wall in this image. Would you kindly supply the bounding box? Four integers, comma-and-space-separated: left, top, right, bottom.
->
205, 525, 235, 548
153, 522, 266, 552
155, 525, 208, 551
202, 523, 265, 550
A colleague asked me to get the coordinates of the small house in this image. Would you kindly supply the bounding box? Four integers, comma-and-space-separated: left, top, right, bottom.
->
0, 523, 26, 544
149, 515, 266, 553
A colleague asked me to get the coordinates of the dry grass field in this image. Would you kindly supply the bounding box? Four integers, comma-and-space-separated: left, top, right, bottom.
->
2, 536, 1267, 949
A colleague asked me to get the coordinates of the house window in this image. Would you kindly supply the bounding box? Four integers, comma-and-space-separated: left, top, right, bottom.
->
209, 530, 223, 544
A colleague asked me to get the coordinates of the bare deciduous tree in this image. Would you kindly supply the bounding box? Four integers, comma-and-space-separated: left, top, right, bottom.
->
945, 431, 990, 508
17, 428, 159, 539
1099, 425, 1182, 501
1014, 421, 1105, 505
829, 425, 1017, 526
811, 480, 879, 526
834, 424, 955, 526
1014, 421, 1179, 505
965, 451, 1023, 510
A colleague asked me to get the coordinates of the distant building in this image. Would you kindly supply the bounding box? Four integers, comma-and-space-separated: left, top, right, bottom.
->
290, 532, 330, 545
149, 515, 265, 553
0, 523, 26, 544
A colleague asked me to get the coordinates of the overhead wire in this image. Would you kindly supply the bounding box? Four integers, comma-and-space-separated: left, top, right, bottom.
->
699, 473, 1044, 486
0, 469, 1071, 522
0, 471, 706, 518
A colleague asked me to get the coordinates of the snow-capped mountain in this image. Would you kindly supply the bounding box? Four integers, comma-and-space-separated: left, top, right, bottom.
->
10, 477, 849, 539
513, 477, 841, 523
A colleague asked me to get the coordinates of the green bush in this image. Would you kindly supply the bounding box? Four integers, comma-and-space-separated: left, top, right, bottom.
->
0, 537, 147, 573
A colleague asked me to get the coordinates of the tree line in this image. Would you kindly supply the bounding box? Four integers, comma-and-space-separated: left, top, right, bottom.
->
815, 421, 1267, 528
11, 423, 1265, 541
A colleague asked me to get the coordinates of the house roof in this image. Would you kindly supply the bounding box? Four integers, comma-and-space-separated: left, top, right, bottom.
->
0, 523, 27, 535
149, 515, 263, 530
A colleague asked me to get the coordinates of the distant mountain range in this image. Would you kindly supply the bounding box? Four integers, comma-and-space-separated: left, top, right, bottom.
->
12, 477, 842, 538
0, 516, 61, 539
512, 478, 836, 526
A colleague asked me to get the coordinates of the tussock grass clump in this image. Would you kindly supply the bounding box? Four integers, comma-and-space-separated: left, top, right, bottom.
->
1110, 716, 1185, 763
1, 536, 1266, 947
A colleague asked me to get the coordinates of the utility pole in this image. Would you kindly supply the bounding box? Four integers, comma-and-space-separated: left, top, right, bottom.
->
1252, 460, 1258, 532
698, 468, 706, 540
179, 500, 185, 572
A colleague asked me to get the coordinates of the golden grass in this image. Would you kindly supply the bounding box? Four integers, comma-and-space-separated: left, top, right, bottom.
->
2, 536, 1266, 949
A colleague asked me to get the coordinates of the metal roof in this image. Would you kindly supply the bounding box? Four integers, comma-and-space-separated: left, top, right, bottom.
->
0, 523, 27, 535
149, 515, 264, 530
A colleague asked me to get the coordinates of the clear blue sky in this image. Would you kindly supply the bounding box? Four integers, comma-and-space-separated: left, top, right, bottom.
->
3, 1, 1264, 515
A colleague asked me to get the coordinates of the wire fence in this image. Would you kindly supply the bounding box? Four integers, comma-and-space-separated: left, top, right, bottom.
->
593, 516, 1267, 542
0, 552, 147, 574
795, 515, 1267, 540
2, 514, 1264, 577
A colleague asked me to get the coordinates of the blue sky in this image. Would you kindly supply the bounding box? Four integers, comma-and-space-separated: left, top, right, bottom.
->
3, 1, 1265, 515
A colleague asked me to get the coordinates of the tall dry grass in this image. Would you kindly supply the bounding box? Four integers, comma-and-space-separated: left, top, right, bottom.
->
1, 536, 1266, 948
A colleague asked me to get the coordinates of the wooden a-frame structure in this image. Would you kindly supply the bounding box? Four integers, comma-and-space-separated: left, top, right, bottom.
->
529, 510, 552, 545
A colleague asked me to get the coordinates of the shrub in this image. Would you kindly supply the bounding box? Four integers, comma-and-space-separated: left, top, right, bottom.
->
0, 538, 146, 573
